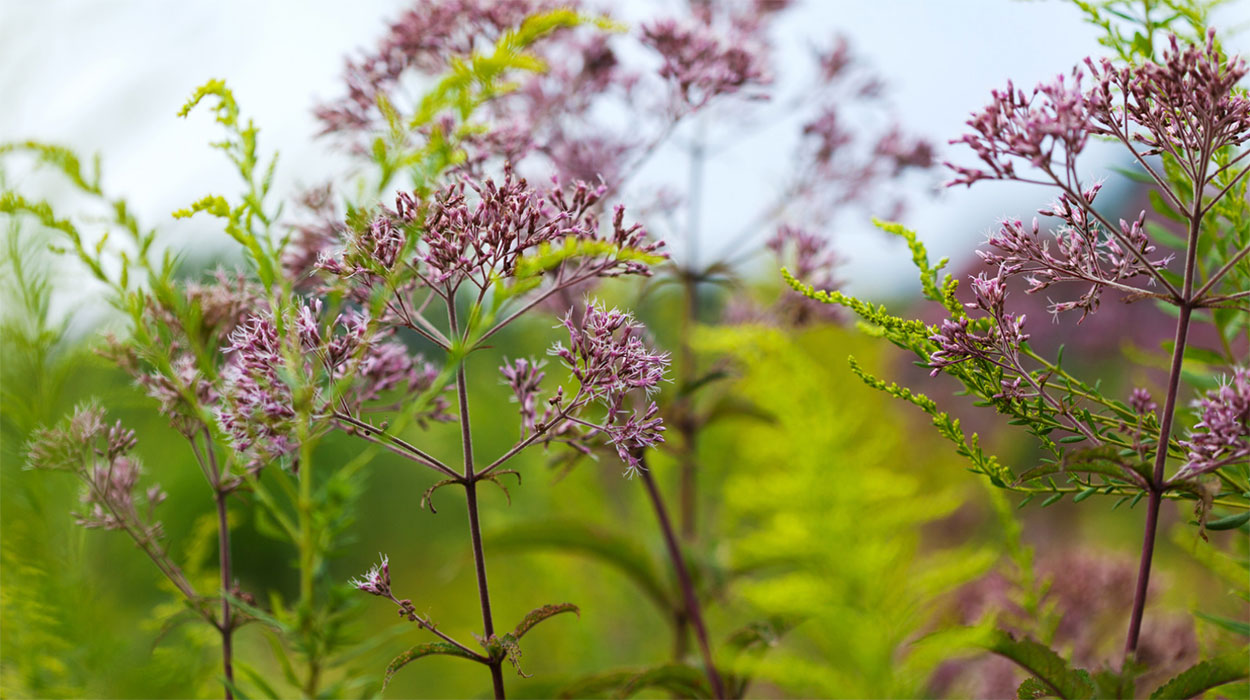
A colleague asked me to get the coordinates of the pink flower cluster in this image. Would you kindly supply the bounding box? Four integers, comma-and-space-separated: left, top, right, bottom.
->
550, 301, 671, 475
641, 15, 770, 111
979, 183, 1171, 319
219, 301, 445, 468
1176, 367, 1250, 481
350, 554, 393, 597
314, 168, 663, 298
1085, 30, 1250, 161
949, 30, 1249, 187
928, 267, 1031, 401
314, 0, 558, 137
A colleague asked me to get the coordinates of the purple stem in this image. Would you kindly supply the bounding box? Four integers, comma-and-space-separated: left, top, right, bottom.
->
638, 455, 726, 699
1123, 186, 1202, 663
448, 301, 507, 699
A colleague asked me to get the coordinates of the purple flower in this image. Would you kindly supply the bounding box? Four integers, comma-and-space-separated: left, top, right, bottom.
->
500, 357, 547, 436
641, 15, 769, 111
976, 182, 1170, 320
219, 300, 450, 468
1176, 367, 1250, 481
409, 166, 662, 292
550, 300, 671, 476
946, 67, 1091, 187
1085, 30, 1250, 160
928, 267, 1030, 377
314, 0, 561, 139
218, 312, 299, 467
350, 554, 393, 597
1130, 388, 1157, 415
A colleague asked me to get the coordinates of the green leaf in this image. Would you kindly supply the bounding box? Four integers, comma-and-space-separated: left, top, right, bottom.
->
919, 627, 1095, 699
1204, 511, 1250, 531
512, 602, 580, 640
1194, 611, 1250, 638
1150, 649, 1249, 699
383, 642, 482, 690
989, 635, 1095, 699
485, 520, 673, 614
616, 663, 712, 699
234, 660, 282, 699
1019, 676, 1052, 699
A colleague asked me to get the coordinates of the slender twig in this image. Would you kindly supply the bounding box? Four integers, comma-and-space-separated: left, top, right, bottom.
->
331, 411, 460, 479
476, 389, 589, 480
1199, 156, 1250, 216
1044, 169, 1182, 299
385, 593, 488, 661
637, 454, 725, 699
1193, 243, 1250, 300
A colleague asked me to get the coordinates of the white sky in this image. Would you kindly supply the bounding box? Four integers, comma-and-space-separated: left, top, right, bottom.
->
2, 0, 1247, 298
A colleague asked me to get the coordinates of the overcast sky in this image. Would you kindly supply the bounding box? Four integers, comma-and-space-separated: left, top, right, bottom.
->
2, 0, 1246, 298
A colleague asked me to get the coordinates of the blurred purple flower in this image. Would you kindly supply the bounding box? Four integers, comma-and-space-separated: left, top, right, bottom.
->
641, 15, 769, 111
26, 405, 166, 541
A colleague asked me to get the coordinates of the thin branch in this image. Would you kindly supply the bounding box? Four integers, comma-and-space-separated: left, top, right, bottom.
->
1193, 242, 1250, 301
331, 412, 460, 480
385, 593, 488, 661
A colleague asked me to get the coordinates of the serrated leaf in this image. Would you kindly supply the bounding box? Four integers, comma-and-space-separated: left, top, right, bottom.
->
1150, 649, 1249, 699
383, 642, 482, 690
917, 627, 1095, 699
512, 602, 579, 640
1019, 676, 1052, 698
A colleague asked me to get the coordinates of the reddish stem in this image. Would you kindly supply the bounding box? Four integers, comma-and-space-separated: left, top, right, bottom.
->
449, 301, 506, 699
638, 456, 725, 698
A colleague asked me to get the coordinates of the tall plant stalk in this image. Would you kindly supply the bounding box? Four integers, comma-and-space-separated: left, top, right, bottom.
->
449, 301, 508, 699
1124, 179, 1204, 662
639, 455, 725, 698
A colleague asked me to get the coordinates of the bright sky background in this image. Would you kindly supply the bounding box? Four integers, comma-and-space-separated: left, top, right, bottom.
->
2, 0, 1247, 299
